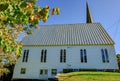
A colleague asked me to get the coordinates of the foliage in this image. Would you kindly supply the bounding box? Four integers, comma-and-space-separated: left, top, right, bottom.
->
0, 0, 60, 75
116, 54, 120, 69
0, 64, 14, 81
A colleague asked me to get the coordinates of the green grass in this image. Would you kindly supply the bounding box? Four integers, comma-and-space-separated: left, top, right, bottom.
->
58, 72, 120, 81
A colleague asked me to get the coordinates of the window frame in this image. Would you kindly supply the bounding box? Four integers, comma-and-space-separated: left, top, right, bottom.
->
101, 49, 109, 63
40, 69, 48, 75
51, 69, 57, 75
80, 49, 87, 63
60, 49, 66, 63
40, 49, 47, 63
20, 68, 26, 74
22, 49, 29, 62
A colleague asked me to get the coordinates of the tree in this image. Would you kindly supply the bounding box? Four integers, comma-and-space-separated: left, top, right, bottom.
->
0, 0, 60, 76
116, 54, 120, 69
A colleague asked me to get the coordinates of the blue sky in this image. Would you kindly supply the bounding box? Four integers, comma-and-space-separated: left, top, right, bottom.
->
36, 0, 120, 54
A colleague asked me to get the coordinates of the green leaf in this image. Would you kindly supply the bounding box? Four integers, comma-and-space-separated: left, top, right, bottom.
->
37, 6, 41, 12
0, 3, 9, 11
1, 39, 5, 46
10, 12, 14, 16
8, 5, 13, 12
20, 1, 27, 8
56, 7, 60, 15
22, 15, 29, 24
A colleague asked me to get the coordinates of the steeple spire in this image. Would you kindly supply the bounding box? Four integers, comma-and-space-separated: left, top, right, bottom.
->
86, 2, 93, 23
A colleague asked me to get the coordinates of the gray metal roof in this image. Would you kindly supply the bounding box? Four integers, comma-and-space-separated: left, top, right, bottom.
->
23, 23, 114, 46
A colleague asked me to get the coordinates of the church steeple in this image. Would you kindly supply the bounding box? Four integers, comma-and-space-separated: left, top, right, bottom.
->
86, 2, 93, 23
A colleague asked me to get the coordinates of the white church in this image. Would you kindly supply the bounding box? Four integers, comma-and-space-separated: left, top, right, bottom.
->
12, 2, 119, 81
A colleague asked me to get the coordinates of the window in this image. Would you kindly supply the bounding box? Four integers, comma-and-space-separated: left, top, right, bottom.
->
105, 49, 109, 62
40, 69, 43, 75
80, 49, 83, 62
44, 69, 48, 74
80, 49, 87, 63
84, 49, 87, 62
22, 50, 29, 62
40, 69, 48, 75
22, 50, 26, 62
60, 49, 66, 63
44, 50, 47, 62
64, 49, 66, 62
21, 68, 26, 74
52, 69, 57, 75
41, 49, 47, 63
101, 49, 105, 62
101, 49, 109, 63
60, 49, 62, 63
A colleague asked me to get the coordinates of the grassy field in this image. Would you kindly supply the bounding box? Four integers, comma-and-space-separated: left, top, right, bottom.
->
58, 72, 120, 81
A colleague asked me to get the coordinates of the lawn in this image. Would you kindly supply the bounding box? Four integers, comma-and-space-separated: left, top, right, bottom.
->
58, 72, 120, 81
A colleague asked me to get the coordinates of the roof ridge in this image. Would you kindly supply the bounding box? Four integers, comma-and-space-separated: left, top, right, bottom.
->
39, 23, 101, 27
